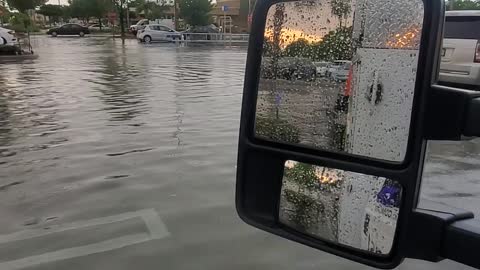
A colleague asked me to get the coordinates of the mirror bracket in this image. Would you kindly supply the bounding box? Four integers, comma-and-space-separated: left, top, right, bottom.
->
463, 97, 480, 137
405, 202, 473, 263
424, 85, 480, 140
441, 218, 480, 269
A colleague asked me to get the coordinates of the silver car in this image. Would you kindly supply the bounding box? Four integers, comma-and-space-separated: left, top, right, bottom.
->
326, 60, 349, 78
439, 10, 480, 89
331, 61, 351, 82
0, 27, 16, 45
137, 24, 182, 43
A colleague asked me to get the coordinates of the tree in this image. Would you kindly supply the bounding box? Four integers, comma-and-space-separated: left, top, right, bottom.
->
38, 4, 63, 25
8, 12, 31, 31
87, 0, 111, 27
178, 0, 212, 26
312, 26, 353, 61
132, 0, 166, 20
446, 0, 480, 10
111, 0, 126, 37
329, 0, 351, 27
68, 0, 110, 26
68, 0, 89, 21
6, 0, 46, 12
284, 39, 313, 58
267, 3, 285, 81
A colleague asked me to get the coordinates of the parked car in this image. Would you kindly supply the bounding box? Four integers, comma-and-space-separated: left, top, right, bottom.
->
130, 19, 149, 35
181, 25, 221, 40
137, 24, 182, 43
438, 10, 480, 90
88, 23, 110, 31
314, 61, 330, 76
47, 24, 90, 37
261, 57, 317, 81
326, 60, 350, 78
183, 24, 220, 34
0, 27, 16, 45
331, 61, 352, 81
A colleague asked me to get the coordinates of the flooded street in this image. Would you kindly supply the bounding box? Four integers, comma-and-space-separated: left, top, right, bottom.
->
0, 36, 478, 270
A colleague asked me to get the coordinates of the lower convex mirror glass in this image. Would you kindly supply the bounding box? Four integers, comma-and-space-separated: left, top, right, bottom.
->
279, 161, 402, 255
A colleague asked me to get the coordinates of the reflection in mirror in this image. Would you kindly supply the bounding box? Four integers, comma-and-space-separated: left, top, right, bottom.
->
279, 160, 402, 254
255, 0, 424, 162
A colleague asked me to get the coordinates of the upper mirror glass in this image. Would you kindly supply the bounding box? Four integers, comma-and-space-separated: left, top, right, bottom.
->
255, 0, 424, 162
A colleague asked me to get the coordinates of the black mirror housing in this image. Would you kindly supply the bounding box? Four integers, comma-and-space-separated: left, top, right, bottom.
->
235, 0, 447, 268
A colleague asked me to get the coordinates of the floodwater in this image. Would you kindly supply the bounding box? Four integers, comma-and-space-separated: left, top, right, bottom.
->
0, 36, 478, 270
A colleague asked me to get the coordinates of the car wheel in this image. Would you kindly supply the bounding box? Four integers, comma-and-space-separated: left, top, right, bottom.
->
143, 35, 152, 43
51, 32, 58, 37
1, 37, 6, 45
79, 31, 85, 37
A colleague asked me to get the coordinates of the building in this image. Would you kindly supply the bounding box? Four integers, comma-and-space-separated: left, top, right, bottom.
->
211, 0, 252, 32
147, 0, 254, 32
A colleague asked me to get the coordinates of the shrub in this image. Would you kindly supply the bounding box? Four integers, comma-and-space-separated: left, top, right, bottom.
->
255, 116, 300, 144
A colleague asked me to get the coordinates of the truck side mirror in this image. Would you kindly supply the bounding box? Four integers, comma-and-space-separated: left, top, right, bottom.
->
236, 0, 480, 268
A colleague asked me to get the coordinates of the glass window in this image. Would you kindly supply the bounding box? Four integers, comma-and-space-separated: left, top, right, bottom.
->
444, 16, 480, 39
159, 26, 171, 32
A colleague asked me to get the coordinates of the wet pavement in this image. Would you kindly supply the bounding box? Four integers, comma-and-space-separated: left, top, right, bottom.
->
0, 36, 478, 270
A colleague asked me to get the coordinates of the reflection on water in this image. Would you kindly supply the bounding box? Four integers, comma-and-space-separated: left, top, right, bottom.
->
90, 47, 149, 122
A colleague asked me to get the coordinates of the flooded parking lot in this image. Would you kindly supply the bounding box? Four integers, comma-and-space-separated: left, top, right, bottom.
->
0, 36, 478, 270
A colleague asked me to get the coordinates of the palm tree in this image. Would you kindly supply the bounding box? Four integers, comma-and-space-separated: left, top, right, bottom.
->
271, 3, 285, 80
329, 0, 351, 28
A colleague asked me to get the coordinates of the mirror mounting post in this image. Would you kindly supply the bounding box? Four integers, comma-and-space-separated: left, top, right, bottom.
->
442, 219, 480, 269
425, 85, 480, 140
405, 200, 475, 266
463, 97, 480, 137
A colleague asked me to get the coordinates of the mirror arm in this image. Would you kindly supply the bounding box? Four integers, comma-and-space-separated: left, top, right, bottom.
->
441, 218, 480, 269
408, 209, 480, 269
405, 206, 473, 263
425, 85, 480, 140
463, 97, 480, 137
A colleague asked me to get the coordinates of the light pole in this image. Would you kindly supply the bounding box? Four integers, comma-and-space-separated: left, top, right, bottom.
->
126, 0, 130, 28
174, 0, 178, 30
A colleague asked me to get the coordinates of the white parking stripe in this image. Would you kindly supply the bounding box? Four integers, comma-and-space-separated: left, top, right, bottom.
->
140, 209, 170, 239
0, 233, 151, 270
0, 209, 169, 269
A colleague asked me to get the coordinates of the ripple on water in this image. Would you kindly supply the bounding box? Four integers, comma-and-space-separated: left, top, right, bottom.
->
0, 38, 246, 217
